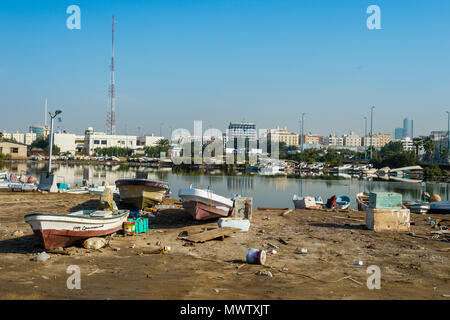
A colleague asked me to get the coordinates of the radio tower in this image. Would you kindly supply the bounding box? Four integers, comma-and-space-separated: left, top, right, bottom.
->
107, 15, 116, 135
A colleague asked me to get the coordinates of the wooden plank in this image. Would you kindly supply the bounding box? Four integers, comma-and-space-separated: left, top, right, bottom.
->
257, 207, 288, 211
182, 227, 241, 243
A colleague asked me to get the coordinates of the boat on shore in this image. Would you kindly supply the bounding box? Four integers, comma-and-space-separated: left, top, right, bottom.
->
293, 195, 324, 209
115, 179, 169, 209
429, 201, 450, 214
403, 201, 430, 214
24, 210, 129, 249
178, 187, 233, 220
356, 192, 369, 211
325, 195, 351, 210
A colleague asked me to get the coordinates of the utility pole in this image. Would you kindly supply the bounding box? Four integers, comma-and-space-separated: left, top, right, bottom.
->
364, 116, 367, 161
370, 106, 375, 160
160, 122, 163, 137
48, 110, 62, 174
447, 111, 449, 152
301, 113, 305, 152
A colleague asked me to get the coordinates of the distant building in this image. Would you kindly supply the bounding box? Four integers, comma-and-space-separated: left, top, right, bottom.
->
301, 134, 324, 145
394, 118, 414, 139
0, 140, 28, 159
84, 128, 137, 156
394, 127, 404, 140
226, 122, 257, 142
29, 125, 49, 139
137, 134, 166, 147
400, 137, 414, 151
268, 127, 299, 146
362, 133, 392, 148
343, 131, 361, 147
325, 134, 344, 147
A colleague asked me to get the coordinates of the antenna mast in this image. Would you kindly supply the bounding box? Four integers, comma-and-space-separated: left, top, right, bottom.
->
107, 15, 116, 135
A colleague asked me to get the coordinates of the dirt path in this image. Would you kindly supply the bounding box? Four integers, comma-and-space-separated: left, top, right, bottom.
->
0, 192, 448, 299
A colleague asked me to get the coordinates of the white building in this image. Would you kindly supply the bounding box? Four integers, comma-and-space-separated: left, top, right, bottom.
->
54, 133, 77, 154
343, 131, 361, 147
84, 128, 137, 156
400, 137, 415, 151
325, 134, 344, 147
137, 134, 166, 147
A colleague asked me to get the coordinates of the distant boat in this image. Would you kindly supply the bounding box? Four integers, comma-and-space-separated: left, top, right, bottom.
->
115, 179, 169, 209
88, 185, 117, 195
429, 201, 450, 215
259, 164, 286, 176
9, 182, 38, 192
178, 187, 233, 220
403, 201, 430, 214
24, 210, 129, 249
293, 195, 324, 209
356, 192, 369, 211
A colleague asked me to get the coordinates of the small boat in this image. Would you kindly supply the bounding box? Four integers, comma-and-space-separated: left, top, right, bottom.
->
178, 187, 233, 220
293, 195, 324, 209
356, 192, 370, 211
9, 182, 38, 192
259, 164, 287, 176
115, 179, 169, 209
429, 201, 450, 214
24, 210, 129, 249
403, 201, 430, 214
326, 195, 351, 210
88, 185, 117, 195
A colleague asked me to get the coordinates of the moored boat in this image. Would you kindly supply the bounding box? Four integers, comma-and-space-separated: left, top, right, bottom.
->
293, 195, 324, 209
115, 179, 169, 209
24, 210, 129, 249
403, 201, 430, 214
326, 195, 351, 210
429, 201, 450, 214
356, 192, 369, 211
178, 187, 233, 220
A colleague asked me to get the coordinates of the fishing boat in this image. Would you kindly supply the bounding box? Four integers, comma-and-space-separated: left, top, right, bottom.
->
9, 182, 38, 192
429, 201, 450, 214
356, 192, 370, 211
115, 179, 169, 209
178, 187, 233, 220
326, 195, 351, 210
292, 195, 324, 209
403, 201, 430, 214
24, 210, 129, 249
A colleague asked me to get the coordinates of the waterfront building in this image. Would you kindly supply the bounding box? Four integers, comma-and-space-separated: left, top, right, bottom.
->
362, 133, 392, 148
226, 122, 257, 142
84, 127, 137, 156
268, 127, 299, 146
0, 140, 28, 159
324, 134, 344, 147
343, 131, 362, 147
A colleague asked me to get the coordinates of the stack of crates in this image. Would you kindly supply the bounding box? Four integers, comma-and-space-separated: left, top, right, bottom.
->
124, 210, 149, 234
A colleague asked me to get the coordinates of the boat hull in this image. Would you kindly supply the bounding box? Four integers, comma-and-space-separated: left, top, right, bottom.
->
429, 201, 450, 214
182, 201, 230, 220
24, 211, 129, 249
116, 179, 169, 209
356, 192, 369, 211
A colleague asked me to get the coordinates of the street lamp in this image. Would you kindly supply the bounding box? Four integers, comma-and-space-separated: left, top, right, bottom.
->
446, 111, 449, 152
364, 116, 367, 161
370, 106, 375, 160
48, 110, 62, 174
300, 113, 306, 152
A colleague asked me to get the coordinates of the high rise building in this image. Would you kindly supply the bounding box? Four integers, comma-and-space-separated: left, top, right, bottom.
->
226, 122, 257, 142
395, 118, 414, 139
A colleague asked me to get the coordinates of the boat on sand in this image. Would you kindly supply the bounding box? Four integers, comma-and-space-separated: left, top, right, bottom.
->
24, 210, 129, 249
178, 187, 233, 220
115, 179, 169, 209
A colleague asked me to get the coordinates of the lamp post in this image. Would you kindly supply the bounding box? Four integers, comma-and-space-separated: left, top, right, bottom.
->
446, 111, 449, 152
364, 116, 367, 161
301, 113, 306, 152
48, 110, 62, 174
370, 106, 375, 161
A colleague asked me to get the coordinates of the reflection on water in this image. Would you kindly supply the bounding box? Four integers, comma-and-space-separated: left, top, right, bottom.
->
2, 163, 449, 209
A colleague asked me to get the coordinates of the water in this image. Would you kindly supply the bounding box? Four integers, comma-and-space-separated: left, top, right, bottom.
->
2, 162, 449, 209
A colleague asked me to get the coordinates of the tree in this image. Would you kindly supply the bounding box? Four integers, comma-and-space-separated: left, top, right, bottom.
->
440, 148, 449, 160
413, 137, 423, 157
423, 137, 435, 162
31, 137, 60, 155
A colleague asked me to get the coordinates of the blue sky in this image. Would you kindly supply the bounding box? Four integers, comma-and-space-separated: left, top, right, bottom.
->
1, 0, 449, 137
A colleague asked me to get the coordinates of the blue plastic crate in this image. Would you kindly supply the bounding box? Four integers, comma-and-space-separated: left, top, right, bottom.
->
128, 217, 148, 234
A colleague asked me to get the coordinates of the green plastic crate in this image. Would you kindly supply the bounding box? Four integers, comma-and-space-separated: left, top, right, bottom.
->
128, 217, 148, 234
369, 192, 402, 209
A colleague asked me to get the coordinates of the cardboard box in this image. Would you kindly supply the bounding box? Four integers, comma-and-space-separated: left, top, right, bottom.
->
366, 208, 410, 232
234, 197, 253, 220
369, 192, 402, 209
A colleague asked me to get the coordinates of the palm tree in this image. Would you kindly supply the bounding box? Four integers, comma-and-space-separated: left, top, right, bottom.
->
423, 137, 435, 162
413, 137, 423, 157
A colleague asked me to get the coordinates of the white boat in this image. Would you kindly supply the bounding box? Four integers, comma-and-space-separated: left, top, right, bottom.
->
259, 164, 287, 176
356, 192, 369, 211
24, 210, 129, 249
293, 195, 323, 209
88, 185, 117, 195
9, 182, 38, 192
429, 201, 450, 215
403, 201, 430, 214
178, 187, 233, 220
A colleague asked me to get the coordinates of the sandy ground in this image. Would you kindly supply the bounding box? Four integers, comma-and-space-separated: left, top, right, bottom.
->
0, 191, 449, 300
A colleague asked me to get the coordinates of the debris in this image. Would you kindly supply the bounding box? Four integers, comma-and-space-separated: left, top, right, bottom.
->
347, 277, 363, 286
354, 260, 364, 266
41, 276, 49, 280
83, 237, 107, 250
88, 270, 99, 276
140, 246, 171, 255
113, 247, 120, 251
256, 270, 272, 277
278, 237, 288, 245
282, 266, 290, 272
258, 207, 288, 211
236, 263, 246, 270
181, 227, 240, 243
263, 216, 270, 220
33, 252, 50, 262
280, 209, 294, 217
301, 248, 308, 254
246, 248, 267, 265
178, 230, 189, 237
218, 218, 250, 232
270, 250, 277, 254
13, 230, 24, 237
267, 243, 279, 249
319, 257, 328, 262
